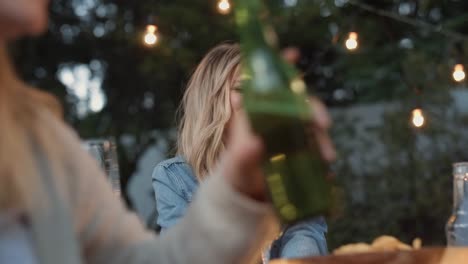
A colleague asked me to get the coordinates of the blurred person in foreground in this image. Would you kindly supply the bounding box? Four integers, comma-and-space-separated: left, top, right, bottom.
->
0, 1, 334, 264
152, 43, 335, 262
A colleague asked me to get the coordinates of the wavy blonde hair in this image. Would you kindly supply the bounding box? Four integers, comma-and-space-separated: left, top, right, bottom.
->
177, 43, 241, 180
0, 45, 63, 210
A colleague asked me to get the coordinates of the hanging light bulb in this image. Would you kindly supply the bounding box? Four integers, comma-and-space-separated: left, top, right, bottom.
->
453, 64, 466, 82
345, 32, 359, 51
143, 24, 158, 47
217, 0, 231, 15
411, 108, 425, 128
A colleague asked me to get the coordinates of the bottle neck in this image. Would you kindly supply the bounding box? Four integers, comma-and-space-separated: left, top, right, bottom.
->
235, 0, 277, 54
235, 0, 307, 104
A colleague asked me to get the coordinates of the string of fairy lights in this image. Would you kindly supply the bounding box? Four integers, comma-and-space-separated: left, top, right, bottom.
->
142, 0, 468, 128
345, 0, 468, 128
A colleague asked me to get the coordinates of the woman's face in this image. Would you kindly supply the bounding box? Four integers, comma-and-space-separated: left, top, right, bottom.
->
0, 0, 49, 40
224, 73, 244, 141
230, 74, 244, 115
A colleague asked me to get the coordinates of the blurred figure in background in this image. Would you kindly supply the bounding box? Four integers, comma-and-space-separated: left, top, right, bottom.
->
152, 43, 335, 262
0, 0, 303, 263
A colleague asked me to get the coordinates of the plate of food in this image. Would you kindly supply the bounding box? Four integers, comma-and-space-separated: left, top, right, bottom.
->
270, 236, 468, 264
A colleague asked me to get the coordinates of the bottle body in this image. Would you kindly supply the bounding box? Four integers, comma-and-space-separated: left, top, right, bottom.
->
251, 111, 331, 222
236, 0, 331, 223
446, 162, 468, 246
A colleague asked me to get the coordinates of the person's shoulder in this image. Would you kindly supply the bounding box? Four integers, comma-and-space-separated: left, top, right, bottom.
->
156, 156, 188, 169
152, 156, 196, 183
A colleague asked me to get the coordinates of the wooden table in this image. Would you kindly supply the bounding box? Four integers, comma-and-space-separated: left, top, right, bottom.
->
270, 247, 468, 264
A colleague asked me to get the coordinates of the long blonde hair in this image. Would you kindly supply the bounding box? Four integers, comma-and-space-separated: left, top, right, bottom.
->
0, 45, 63, 210
177, 43, 241, 180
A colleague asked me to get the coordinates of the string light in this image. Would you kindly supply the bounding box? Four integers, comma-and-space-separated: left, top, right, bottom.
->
217, 0, 231, 15
346, 0, 468, 42
345, 32, 359, 51
411, 108, 425, 128
143, 24, 158, 47
453, 64, 466, 82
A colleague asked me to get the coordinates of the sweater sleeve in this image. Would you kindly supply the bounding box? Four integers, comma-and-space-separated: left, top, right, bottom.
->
49, 115, 273, 264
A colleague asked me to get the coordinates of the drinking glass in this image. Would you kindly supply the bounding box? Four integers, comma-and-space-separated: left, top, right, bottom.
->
446, 162, 468, 246
82, 139, 121, 196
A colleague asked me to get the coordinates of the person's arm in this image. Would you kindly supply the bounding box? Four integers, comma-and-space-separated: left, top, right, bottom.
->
152, 165, 189, 231
76, 155, 271, 264
277, 217, 328, 259
47, 115, 272, 264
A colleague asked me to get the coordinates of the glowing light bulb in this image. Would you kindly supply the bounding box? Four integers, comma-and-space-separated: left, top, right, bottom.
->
345, 32, 358, 51
411, 108, 425, 128
453, 64, 466, 82
217, 0, 231, 14
143, 24, 158, 46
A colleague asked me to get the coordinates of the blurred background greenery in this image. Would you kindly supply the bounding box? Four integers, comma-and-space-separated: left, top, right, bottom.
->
11, 0, 468, 250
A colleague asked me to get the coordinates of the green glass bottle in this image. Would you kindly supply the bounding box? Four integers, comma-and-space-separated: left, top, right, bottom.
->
235, 0, 332, 224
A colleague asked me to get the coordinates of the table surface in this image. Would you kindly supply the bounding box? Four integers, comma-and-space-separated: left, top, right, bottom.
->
270, 247, 468, 264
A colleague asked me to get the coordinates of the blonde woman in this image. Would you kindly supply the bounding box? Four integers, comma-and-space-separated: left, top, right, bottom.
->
0, 1, 328, 263
152, 43, 335, 261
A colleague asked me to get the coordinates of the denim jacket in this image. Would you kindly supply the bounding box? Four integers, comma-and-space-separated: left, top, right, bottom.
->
152, 156, 328, 260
